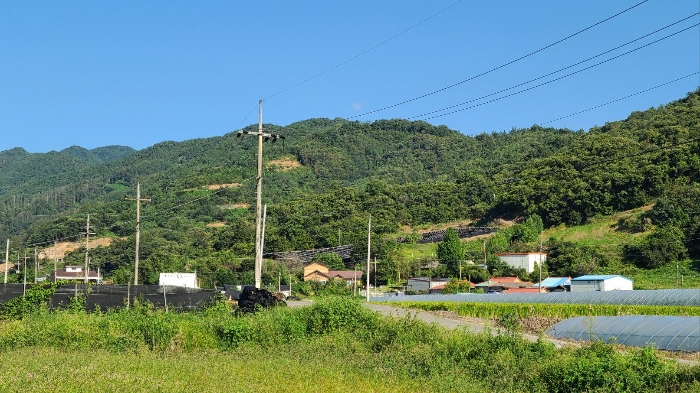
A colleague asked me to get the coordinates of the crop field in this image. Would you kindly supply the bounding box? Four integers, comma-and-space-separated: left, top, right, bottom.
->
384, 301, 700, 320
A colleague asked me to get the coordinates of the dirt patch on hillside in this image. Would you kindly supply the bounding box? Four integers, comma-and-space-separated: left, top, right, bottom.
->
220, 203, 250, 209
40, 237, 115, 259
206, 183, 241, 190
206, 222, 226, 227
268, 157, 301, 171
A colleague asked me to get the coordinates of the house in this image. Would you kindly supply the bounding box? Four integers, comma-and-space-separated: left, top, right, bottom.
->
570, 275, 633, 292
50, 265, 102, 283
406, 277, 451, 292
534, 277, 571, 292
159, 272, 198, 288
496, 252, 547, 273
475, 276, 534, 293
303, 262, 362, 286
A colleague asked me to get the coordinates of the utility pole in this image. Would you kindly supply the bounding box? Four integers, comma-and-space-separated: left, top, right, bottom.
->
22, 251, 29, 297
125, 183, 150, 285
374, 257, 377, 290
539, 238, 543, 293
81, 215, 96, 284
366, 214, 371, 302
260, 204, 267, 275
4, 239, 9, 284
34, 247, 38, 284
235, 100, 284, 289
53, 240, 57, 283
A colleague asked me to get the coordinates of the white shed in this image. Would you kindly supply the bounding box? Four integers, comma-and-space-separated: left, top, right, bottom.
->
570, 275, 633, 292
159, 272, 198, 288
495, 253, 547, 273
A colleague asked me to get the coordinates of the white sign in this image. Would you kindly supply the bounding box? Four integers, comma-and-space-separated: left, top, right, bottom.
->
159, 272, 198, 288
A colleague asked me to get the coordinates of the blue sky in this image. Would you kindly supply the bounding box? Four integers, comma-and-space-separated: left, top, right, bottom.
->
1, 0, 698, 153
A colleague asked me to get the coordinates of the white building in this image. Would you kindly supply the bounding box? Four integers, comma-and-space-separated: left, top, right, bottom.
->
159, 272, 198, 288
570, 275, 633, 292
496, 252, 547, 273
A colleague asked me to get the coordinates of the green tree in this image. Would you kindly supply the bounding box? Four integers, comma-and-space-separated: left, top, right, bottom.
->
625, 225, 687, 268
313, 253, 345, 270
436, 228, 465, 277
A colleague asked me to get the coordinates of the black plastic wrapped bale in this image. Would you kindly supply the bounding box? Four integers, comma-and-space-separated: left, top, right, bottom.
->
237, 286, 286, 313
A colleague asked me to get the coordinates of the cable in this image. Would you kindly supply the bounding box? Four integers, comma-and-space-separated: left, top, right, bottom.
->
540, 72, 700, 125
408, 15, 699, 119
262, 0, 464, 102
348, 0, 651, 119
418, 23, 699, 121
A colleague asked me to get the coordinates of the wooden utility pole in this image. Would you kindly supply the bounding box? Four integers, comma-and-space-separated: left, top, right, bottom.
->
4, 239, 9, 284
366, 214, 371, 302
82, 215, 95, 284
235, 101, 284, 289
125, 183, 150, 285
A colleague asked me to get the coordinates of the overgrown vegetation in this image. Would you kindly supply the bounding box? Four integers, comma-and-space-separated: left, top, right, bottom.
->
0, 297, 696, 392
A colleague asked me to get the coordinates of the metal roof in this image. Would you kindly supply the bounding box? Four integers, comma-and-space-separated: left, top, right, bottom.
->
372, 289, 700, 306
534, 277, 571, 288
547, 316, 700, 352
572, 275, 632, 281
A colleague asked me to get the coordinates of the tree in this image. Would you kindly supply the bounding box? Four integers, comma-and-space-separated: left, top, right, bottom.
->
313, 253, 345, 270
436, 228, 465, 276
624, 225, 687, 268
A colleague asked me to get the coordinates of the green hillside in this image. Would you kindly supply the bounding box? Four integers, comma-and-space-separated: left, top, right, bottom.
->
0, 90, 698, 287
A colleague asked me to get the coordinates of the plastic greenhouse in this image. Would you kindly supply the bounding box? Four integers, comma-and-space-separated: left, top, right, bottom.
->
546, 315, 700, 352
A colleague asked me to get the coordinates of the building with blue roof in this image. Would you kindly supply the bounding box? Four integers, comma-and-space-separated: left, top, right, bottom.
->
570, 274, 633, 292
534, 277, 571, 292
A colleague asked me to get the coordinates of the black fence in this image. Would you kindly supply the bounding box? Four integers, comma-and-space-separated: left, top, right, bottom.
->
396, 227, 498, 244
0, 283, 218, 312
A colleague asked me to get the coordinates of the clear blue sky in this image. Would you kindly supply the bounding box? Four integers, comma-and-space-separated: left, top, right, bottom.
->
1, 0, 698, 153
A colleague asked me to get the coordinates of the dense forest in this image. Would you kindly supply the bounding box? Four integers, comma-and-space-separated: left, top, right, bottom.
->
0, 90, 698, 286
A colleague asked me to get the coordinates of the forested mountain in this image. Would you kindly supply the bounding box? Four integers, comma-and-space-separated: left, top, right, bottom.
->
0, 90, 698, 286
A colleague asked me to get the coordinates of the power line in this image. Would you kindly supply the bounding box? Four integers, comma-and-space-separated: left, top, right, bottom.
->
417, 23, 700, 121
408, 14, 699, 120
262, 0, 464, 102
540, 72, 700, 125
348, 0, 651, 119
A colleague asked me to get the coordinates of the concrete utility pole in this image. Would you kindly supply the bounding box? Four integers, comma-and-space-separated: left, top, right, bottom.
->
366, 214, 371, 302
4, 239, 9, 284
34, 247, 38, 284
53, 240, 57, 283
82, 215, 95, 284
125, 183, 150, 285
235, 100, 284, 289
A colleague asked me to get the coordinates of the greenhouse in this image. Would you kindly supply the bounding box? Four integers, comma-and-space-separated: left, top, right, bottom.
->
372, 289, 700, 306
546, 315, 700, 352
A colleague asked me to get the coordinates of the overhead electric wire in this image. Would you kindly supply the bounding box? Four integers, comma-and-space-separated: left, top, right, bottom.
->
540, 72, 700, 125
408, 14, 699, 120
416, 23, 699, 121
262, 0, 464, 102
348, 0, 651, 119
